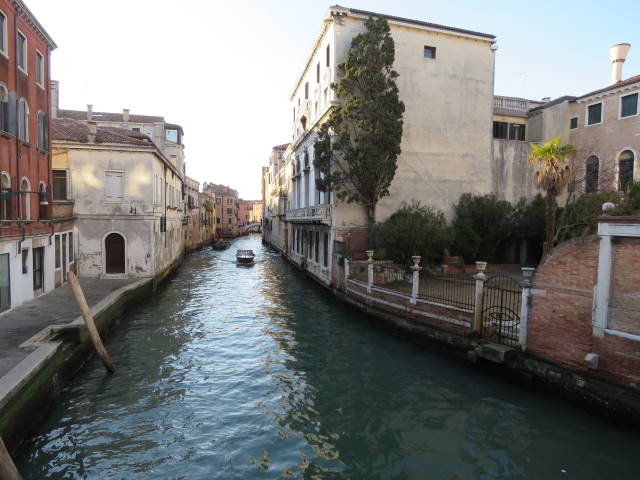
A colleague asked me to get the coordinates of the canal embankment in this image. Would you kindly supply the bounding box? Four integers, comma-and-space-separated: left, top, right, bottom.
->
267, 239, 640, 427
0, 277, 153, 454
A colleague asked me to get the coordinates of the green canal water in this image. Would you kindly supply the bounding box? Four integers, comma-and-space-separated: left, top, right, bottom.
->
17, 235, 640, 479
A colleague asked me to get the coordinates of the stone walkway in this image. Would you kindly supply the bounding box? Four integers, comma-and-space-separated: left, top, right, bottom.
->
0, 278, 138, 378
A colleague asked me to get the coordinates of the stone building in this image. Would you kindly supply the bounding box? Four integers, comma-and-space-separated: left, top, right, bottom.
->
184, 176, 201, 251
52, 118, 184, 280
262, 143, 290, 253
198, 191, 215, 244
0, 0, 57, 311
269, 6, 497, 285
204, 183, 239, 237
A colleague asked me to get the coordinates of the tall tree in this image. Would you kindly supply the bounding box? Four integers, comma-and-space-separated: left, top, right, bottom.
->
527, 137, 575, 255
314, 16, 405, 249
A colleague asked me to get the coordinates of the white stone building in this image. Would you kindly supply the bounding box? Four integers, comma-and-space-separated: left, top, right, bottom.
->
273, 6, 497, 285
52, 119, 184, 280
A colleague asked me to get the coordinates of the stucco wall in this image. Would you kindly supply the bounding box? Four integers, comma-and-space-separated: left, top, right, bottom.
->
491, 139, 539, 202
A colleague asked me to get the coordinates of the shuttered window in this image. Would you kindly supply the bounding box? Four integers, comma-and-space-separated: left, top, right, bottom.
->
587, 103, 602, 125
105, 171, 123, 201
621, 93, 638, 118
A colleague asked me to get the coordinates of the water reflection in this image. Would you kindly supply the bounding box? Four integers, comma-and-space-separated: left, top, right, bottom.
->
17, 235, 640, 479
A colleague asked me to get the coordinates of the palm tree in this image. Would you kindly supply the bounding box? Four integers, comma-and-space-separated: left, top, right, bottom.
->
528, 137, 575, 255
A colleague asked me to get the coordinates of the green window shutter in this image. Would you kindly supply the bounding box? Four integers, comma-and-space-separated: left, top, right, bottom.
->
621, 93, 638, 118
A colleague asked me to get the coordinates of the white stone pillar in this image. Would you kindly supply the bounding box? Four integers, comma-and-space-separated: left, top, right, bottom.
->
593, 235, 613, 338
410, 255, 421, 304
344, 258, 350, 284
473, 261, 487, 333
519, 267, 535, 350
366, 250, 374, 294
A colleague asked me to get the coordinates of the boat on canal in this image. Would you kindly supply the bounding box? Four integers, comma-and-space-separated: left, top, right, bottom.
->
212, 238, 231, 250
236, 249, 255, 265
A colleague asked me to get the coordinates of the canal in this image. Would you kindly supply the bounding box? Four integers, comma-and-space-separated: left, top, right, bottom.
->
17, 235, 640, 479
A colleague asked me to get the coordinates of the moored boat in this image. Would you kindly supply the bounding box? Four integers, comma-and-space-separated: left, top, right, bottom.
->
236, 249, 255, 265
212, 239, 231, 250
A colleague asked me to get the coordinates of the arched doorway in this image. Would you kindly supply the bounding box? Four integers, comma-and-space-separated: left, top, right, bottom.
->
105, 233, 125, 274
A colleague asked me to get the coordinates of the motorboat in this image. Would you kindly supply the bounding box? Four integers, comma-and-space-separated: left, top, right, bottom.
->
212, 239, 231, 251
236, 249, 255, 265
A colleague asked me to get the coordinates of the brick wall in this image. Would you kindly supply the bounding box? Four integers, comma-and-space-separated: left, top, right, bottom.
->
528, 234, 640, 388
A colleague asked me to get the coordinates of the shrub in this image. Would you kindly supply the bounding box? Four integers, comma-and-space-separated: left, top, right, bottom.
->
375, 201, 449, 266
557, 191, 622, 241
451, 193, 514, 263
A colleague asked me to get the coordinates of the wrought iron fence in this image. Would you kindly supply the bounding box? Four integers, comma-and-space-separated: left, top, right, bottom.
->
348, 262, 368, 283
417, 270, 475, 310
372, 263, 412, 296
481, 274, 522, 347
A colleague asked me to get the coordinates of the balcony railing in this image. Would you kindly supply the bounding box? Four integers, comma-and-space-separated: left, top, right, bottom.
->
493, 96, 543, 113
285, 204, 331, 223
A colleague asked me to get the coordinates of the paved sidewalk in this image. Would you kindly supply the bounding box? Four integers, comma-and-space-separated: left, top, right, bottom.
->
0, 278, 139, 378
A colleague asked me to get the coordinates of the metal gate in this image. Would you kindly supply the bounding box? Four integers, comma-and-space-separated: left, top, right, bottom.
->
481, 274, 522, 347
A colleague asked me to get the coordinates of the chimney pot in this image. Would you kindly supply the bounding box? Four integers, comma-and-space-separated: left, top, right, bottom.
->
609, 43, 631, 84
86, 104, 93, 121
123, 109, 130, 122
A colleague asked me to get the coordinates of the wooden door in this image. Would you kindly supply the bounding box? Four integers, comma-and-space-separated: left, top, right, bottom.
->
105, 233, 125, 274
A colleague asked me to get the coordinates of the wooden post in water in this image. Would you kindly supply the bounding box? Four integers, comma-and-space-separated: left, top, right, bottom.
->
0, 437, 22, 480
67, 271, 116, 374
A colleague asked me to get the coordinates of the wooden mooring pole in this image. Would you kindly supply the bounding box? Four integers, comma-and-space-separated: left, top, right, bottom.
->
0, 436, 22, 480
67, 271, 116, 374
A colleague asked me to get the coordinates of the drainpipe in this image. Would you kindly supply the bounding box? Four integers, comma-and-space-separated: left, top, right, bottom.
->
13, 7, 20, 222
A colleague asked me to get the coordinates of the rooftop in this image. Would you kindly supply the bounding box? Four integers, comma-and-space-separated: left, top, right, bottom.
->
52, 118, 154, 146
58, 109, 183, 132
575, 74, 640, 100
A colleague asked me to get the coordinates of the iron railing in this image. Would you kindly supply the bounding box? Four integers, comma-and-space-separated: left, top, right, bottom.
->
481, 274, 522, 347
418, 270, 475, 310
372, 263, 412, 296
348, 262, 368, 283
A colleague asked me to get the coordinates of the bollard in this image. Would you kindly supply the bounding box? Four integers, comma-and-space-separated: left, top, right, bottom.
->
67, 271, 116, 374
0, 436, 22, 480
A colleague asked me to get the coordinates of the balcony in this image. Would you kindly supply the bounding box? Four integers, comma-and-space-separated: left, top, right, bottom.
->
493, 96, 544, 116
285, 204, 331, 224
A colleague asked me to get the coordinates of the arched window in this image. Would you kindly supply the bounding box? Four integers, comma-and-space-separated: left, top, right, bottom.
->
20, 177, 30, 220
0, 84, 7, 132
38, 181, 47, 219
585, 156, 599, 193
18, 98, 28, 142
37, 110, 47, 150
618, 150, 635, 192
1, 172, 11, 220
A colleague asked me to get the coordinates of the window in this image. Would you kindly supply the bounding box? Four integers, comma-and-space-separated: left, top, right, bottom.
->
37, 111, 47, 150
0, 10, 6, 56
424, 46, 436, 59
166, 129, 178, 142
620, 93, 638, 118
305, 82, 309, 100
509, 123, 526, 141
35, 51, 44, 87
323, 233, 329, 267
105, 171, 123, 201
18, 99, 28, 142
0, 84, 7, 132
618, 150, 635, 192
326, 44, 330, 67
32, 247, 43, 290
216, 217, 220, 224
22, 249, 28, 274
492, 121, 508, 139
227, 217, 232, 224
20, 178, 30, 220
52, 170, 67, 201
69, 232, 73, 262
226, 208, 232, 214
587, 102, 602, 125
132, 127, 140, 132
585, 156, 599, 193
55, 235, 60, 268
316, 62, 320, 83
570, 117, 578, 129
17, 31, 26, 72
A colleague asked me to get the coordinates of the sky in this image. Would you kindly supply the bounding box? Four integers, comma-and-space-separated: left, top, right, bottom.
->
27, 0, 640, 199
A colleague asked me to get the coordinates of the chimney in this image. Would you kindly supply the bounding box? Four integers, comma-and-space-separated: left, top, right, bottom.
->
50, 80, 59, 118
87, 121, 97, 143
86, 104, 93, 121
122, 109, 130, 122
609, 43, 631, 84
